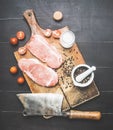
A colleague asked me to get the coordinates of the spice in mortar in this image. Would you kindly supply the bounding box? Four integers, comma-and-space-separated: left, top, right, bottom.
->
74, 67, 91, 83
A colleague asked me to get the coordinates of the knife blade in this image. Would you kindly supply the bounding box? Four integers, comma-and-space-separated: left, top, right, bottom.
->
17, 93, 63, 116
17, 93, 101, 120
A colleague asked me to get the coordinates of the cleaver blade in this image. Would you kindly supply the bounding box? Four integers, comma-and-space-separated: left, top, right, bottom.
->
17, 93, 63, 116
17, 93, 101, 120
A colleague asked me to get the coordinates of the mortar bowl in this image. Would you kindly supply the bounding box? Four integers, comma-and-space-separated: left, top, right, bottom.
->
71, 64, 95, 87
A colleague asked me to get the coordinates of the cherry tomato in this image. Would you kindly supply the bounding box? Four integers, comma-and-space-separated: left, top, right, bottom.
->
16, 31, 25, 40
10, 37, 18, 45
43, 29, 52, 38
52, 30, 61, 38
9, 66, 18, 74
18, 46, 27, 55
17, 76, 25, 84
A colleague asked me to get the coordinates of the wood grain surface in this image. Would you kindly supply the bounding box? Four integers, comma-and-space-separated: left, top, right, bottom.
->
0, 0, 113, 130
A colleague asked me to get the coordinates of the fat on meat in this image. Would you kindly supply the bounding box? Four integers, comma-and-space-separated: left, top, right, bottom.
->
26, 35, 62, 68
18, 58, 58, 87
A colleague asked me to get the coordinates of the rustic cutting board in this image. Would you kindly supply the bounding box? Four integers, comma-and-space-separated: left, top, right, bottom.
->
14, 9, 99, 111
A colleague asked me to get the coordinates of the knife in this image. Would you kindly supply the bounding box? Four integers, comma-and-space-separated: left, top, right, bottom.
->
17, 93, 101, 120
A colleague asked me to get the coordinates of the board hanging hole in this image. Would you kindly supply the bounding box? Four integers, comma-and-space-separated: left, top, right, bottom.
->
28, 12, 32, 17
23, 110, 27, 116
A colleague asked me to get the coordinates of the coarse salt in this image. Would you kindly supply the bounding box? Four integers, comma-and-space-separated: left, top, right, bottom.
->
60, 30, 75, 48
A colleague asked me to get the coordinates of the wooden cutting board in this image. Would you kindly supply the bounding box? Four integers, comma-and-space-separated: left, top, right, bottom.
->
14, 9, 100, 111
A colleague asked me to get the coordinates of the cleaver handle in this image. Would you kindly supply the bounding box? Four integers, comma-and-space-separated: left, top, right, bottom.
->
66, 110, 101, 120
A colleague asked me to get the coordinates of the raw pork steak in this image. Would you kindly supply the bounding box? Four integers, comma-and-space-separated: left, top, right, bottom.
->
26, 35, 62, 68
18, 58, 58, 87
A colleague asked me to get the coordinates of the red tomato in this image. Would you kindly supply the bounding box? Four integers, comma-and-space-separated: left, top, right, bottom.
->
9, 66, 18, 74
52, 30, 61, 38
43, 29, 52, 37
10, 37, 18, 45
17, 76, 25, 84
16, 31, 25, 40
18, 46, 27, 55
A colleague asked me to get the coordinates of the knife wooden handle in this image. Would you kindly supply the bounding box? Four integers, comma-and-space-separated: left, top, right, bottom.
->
67, 110, 101, 120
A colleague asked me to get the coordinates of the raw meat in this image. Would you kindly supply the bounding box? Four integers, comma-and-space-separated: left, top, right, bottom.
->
18, 58, 58, 87
26, 34, 62, 68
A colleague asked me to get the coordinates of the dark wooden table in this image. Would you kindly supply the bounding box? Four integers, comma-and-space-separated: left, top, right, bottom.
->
0, 0, 113, 130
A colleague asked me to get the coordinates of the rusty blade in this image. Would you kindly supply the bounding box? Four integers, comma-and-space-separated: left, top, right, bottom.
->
17, 93, 63, 116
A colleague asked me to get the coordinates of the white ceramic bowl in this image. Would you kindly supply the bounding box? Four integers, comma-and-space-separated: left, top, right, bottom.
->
60, 30, 75, 48
71, 64, 94, 87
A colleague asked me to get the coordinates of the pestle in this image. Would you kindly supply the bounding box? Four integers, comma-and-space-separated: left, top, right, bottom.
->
76, 66, 96, 83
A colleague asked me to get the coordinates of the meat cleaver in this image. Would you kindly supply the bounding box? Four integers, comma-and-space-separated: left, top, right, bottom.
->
17, 93, 101, 120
